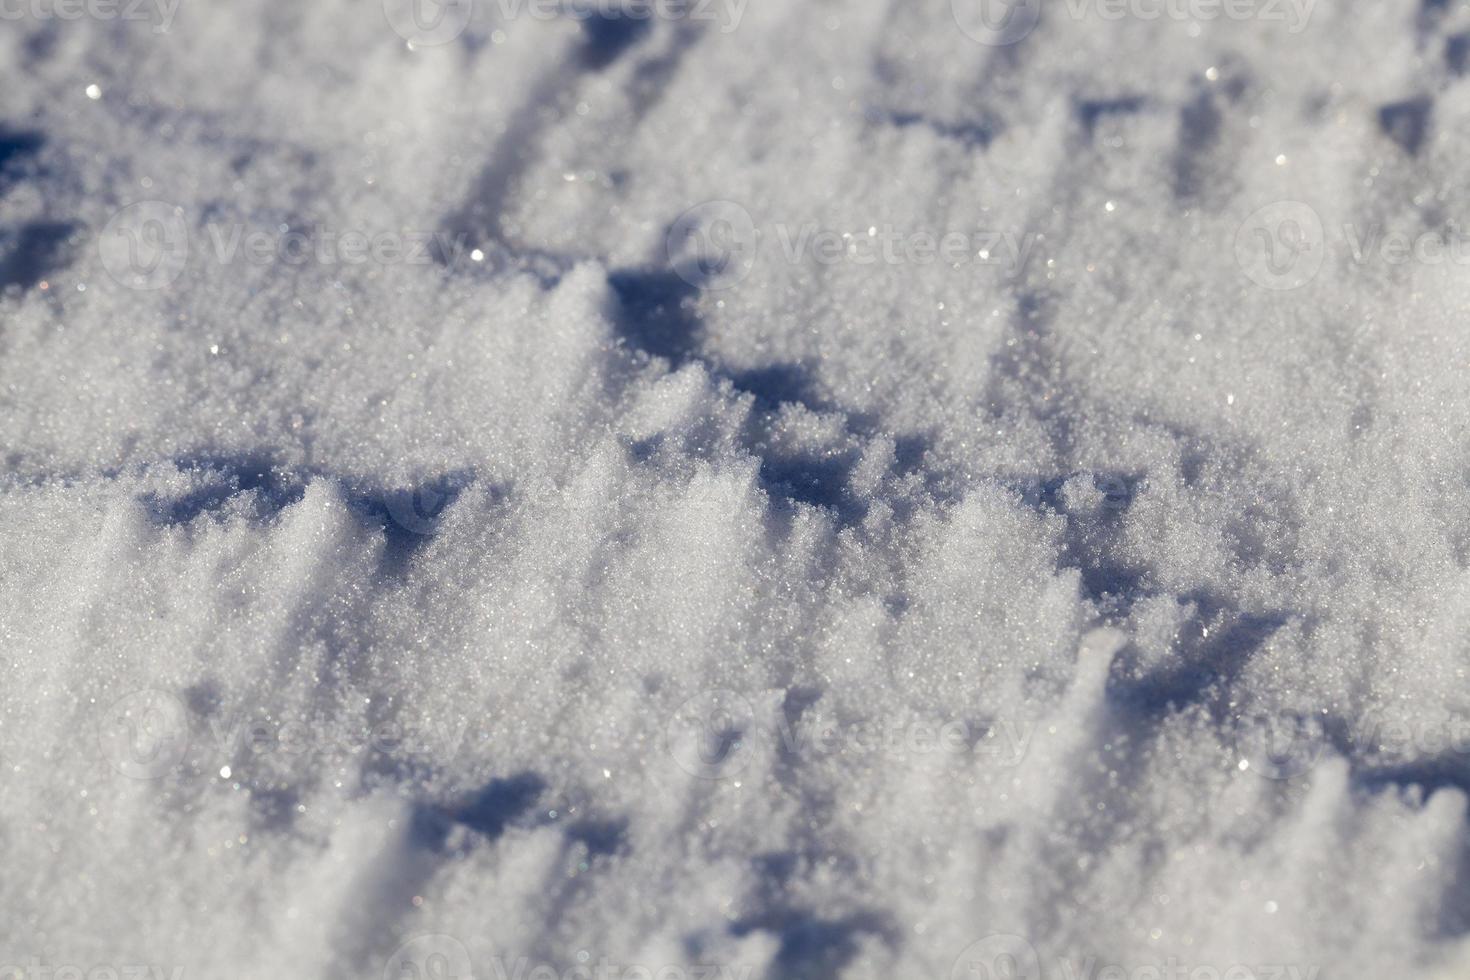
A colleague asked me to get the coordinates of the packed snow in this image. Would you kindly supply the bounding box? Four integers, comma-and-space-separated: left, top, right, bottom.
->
3, 0, 1470, 978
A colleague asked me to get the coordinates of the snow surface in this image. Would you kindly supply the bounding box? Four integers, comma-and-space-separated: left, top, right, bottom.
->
4, 0, 1470, 977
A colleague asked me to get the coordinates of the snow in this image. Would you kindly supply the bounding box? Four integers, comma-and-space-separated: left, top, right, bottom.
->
3, 1, 1470, 978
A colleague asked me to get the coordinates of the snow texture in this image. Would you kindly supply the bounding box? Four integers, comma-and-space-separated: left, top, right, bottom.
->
3, 1, 1470, 978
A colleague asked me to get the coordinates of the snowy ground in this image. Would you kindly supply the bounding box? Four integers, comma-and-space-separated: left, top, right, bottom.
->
4, 0, 1470, 977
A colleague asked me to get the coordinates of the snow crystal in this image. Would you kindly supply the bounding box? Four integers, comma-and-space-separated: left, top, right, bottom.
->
2, 1, 1470, 978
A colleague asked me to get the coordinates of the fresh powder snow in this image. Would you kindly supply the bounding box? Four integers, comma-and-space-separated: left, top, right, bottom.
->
2, 1, 1469, 978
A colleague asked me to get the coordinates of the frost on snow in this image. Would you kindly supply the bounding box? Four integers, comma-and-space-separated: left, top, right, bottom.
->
2, 2, 1470, 979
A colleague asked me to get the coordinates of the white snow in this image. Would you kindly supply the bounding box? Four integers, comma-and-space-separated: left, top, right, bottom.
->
3, 1, 1470, 978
